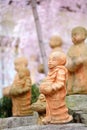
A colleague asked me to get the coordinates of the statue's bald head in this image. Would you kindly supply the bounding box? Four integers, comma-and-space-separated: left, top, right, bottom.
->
14, 57, 28, 66
49, 51, 66, 67
14, 57, 28, 71
49, 35, 62, 49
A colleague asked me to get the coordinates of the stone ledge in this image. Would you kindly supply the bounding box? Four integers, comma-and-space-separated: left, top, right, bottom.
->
66, 95, 87, 124
3, 123, 87, 130
66, 95, 87, 110
0, 112, 38, 129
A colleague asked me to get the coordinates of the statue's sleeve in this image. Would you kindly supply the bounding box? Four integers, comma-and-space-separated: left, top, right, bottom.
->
17, 78, 32, 94
52, 69, 66, 90
23, 78, 32, 92
10, 78, 32, 96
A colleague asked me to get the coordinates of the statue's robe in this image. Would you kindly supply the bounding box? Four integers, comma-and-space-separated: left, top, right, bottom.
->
67, 43, 87, 94
10, 75, 33, 116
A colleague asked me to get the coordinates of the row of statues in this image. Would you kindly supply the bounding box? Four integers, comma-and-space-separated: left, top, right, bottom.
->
39, 26, 87, 95
2, 26, 87, 125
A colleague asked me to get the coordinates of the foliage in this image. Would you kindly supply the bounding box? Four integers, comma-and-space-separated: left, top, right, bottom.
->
0, 96, 12, 118
31, 84, 40, 103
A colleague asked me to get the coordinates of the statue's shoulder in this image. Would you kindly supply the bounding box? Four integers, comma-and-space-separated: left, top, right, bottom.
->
57, 67, 66, 75
67, 45, 75, 56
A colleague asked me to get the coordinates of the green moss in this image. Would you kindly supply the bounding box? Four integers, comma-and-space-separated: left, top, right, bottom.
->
65, 97, 75, 108
31, 84, 40, 103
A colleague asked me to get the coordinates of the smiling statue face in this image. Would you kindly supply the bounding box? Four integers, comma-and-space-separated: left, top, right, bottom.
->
71, 26, 87, 45
48, 52, 66, 69
48, 56, 59, 69
72, 32, 85, 44
14, 57, 28, 72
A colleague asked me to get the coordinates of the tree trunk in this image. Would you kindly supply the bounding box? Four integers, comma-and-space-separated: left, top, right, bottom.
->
0, 37, 5, 86
31, 0, 48, 75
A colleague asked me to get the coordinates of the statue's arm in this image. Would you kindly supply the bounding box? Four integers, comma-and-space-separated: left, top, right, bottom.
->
9, 85, 20, 96
66, 56, 83, 72
22, 78, 32, 93
52, 69, 66, 91
39, 80, 53, 95
9, 79, 32, 96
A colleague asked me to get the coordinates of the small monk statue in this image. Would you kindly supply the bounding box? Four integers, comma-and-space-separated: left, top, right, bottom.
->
66, 26, 87, 94
40, 51, 73, 124
3, 57, 33, 116
38, 64, 45, 74
31, 94, 46, 124
49, 35, 63, 52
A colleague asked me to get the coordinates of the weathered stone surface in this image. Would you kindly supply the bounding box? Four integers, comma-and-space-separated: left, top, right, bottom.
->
3, 123, 87, 130
0, 112, 38, 129
66, 95, 87, 124
66, 95, 87, 111
80, 114, 87, 125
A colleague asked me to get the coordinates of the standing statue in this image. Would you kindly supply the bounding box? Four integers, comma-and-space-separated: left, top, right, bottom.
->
33, 35, 64, 121
3, 57, 33, 116
66, 26, 87, 94
40, 51, 73, 124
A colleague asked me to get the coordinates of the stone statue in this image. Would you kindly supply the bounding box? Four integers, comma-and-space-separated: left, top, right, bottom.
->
49, 35, 63, 52
40, 51, 73, 124
3, 57, 33, 116
38, 64, 45, 74
66, 26, 87, 94
31, 94, 46, 124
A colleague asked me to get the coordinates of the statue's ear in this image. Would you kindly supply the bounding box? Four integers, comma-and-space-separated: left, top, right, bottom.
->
81, 34, 86, 40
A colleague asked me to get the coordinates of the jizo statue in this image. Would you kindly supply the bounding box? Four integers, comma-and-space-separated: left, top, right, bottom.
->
66, 26, 87, 94
40, 51, 73, 124
3, 57, 33, 116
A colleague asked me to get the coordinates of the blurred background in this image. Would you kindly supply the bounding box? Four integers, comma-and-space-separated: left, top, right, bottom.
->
0, 0, 87, 98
